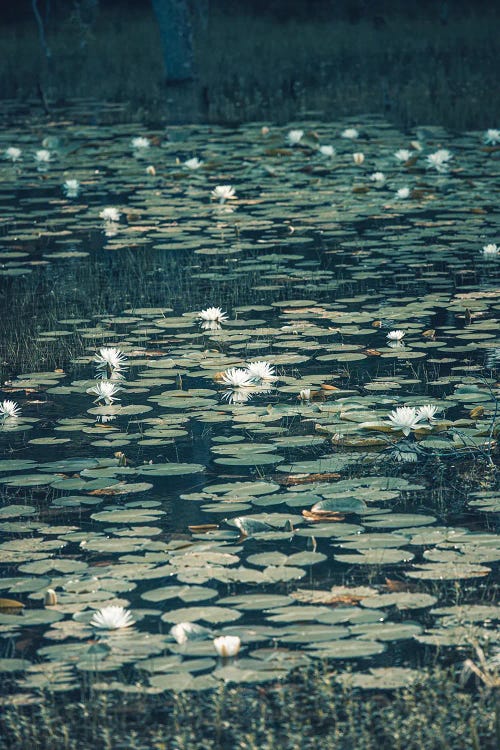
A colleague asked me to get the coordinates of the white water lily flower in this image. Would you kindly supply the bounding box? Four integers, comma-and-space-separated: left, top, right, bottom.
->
63, 179, 80, 198
370, 172, 386, 185
342, 128, 359, 139
482, 243, 499, 256
387, 330, 405, 341
220, 367, 253, 388
35, 149, 51, 164
198, 306, 228, 324
426, 149, 452, 172
94, 347, 128, 376
184, 157, 203, 170
298, 388, 311, 401
246, 361, 276, 382
0, 400, 21, 419
90, 606, 135, 630
87, 380, 122, 405
483, 129, 500, 145
131, 136, 150, 150
417, 404, 439, 421
387, 406, 422, 436
287, 129, 304, 146
394, 149, 412, 163
319, 145, 335, 157
100, 207, 121, 223
213, 635, 241, 658
5, 147, 21, 161
211, 185, 236, 203
353, 152, 365, 165
396, 187, 411, 199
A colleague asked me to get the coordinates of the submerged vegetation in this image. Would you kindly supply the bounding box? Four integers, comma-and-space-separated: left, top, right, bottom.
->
0, 108, 498, 746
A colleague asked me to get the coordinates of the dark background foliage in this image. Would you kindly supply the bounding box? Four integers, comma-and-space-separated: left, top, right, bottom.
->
0, 1, 498, 130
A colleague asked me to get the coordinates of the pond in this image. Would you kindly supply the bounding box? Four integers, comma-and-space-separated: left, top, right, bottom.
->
0, 112, 499, 697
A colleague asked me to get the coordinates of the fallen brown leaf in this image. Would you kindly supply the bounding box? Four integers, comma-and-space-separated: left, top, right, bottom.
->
0, 598, 25, 613
276, 472, 341, 486
469, 406, 485, 419
302, 509, 345, 522
384, 578, 417, 592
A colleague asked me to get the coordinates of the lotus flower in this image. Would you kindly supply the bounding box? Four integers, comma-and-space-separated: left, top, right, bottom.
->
184, 157, 203, 170
426, 149, 452, 172
417, 404, 439, 421
246, 361, 276, 382
287, 129, 304, 146
319, 145, 335, 157
0, 400, 21, 419
220, 367, 253, 388
370, 172, 385, 185
396, 187, 411, 200
198, 307, 228, 324
35, 149, 51, 165
353, 152, 365, 165
131, 136, 150, 150
5, 147, 21, 161
213, 635, 241, 658
387, 406, 422, 436
90, 606, 135, 630
483, 129, 500, 145
394, 149, 412, 163
482, 244, 499, 256
211, 185, 236, 204
387, 330, 405, 341
100, 207, 121, 223
94, 347, 128, 378
298, 388, 311, 401
63, 179, 80, 198
341, 128, 359, 139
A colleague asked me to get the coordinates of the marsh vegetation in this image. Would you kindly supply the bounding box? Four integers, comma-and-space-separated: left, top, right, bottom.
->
0, 63, 499, 750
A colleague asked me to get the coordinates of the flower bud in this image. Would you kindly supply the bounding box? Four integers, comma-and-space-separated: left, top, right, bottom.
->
44, 589, 57, 606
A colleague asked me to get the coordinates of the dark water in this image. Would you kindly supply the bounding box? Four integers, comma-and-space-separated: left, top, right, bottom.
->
0, 113, 498, 696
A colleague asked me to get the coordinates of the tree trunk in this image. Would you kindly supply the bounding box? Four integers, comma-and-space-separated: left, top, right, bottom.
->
151, 0, 194, 83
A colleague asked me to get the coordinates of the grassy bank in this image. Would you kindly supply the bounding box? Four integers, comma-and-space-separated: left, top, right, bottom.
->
0, 4, 498, 128
0, 664, 498, 750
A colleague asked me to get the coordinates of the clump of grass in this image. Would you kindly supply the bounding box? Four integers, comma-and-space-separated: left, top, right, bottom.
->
0, 664, 497, 750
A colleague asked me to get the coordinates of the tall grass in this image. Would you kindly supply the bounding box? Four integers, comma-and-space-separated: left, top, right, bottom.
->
0, 5, 498, 128
0, 664, 497, 750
